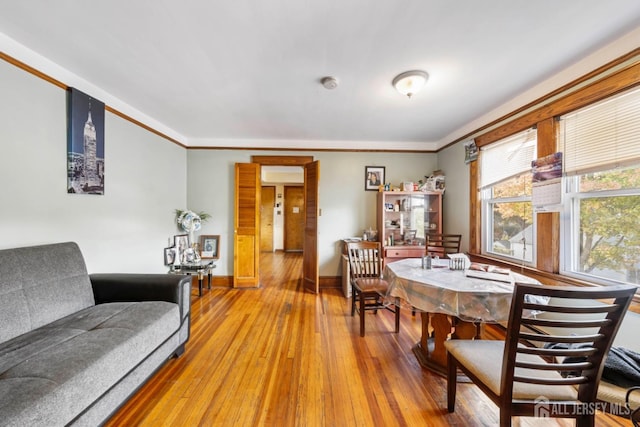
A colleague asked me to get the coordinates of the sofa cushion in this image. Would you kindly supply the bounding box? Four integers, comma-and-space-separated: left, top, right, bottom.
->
0, 242, 95, 343
0, 301, 180, 426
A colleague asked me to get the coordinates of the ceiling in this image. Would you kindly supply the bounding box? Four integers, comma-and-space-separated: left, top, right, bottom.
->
1, 1, 639, 151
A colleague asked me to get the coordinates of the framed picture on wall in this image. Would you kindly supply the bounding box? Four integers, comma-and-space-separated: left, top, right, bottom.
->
67, 87, 105, 195
200, 235, 220, 259
364, 166, 385, 191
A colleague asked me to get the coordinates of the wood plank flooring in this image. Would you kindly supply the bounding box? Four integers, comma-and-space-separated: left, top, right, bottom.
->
106, 252, 630, 426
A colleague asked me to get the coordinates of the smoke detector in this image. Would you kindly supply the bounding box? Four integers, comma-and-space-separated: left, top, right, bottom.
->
321, 76, 338, 90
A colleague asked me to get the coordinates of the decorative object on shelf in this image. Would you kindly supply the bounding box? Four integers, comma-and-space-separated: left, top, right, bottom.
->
420, 174, 446, 193
402, 182, 414, 192
200, 235, 220, 259
364, 166, 385, 191
392, 70, 429, 98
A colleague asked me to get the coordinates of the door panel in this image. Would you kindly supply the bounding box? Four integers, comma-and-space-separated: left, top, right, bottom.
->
303, 161, 319, 293
260, 186, 275, 252
284, 186, 304, 251
234, 163, 260, 288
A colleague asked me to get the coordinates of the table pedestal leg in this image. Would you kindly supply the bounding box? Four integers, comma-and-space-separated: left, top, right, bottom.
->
412, 312, 482, 381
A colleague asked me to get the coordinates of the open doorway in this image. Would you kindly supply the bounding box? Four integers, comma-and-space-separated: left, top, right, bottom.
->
260, 166, 304, 253
237, 155, 318, 293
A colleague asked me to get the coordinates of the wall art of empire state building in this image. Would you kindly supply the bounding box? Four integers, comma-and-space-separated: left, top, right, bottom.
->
67, 87, 105, 195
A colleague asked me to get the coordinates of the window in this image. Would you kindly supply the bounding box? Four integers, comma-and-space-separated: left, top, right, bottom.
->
480, 129, 537, 264
560, 86, 640, 286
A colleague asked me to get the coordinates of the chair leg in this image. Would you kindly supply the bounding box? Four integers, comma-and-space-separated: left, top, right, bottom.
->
447, 351, 457, 412
394, 298, 400, 333
359, 290, 366, 337
575, 415, 595, 427
499, 411, 511, 427
351, 284, 356, 316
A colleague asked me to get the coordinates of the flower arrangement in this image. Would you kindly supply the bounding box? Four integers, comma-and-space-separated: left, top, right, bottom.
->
175, 209, 210, 241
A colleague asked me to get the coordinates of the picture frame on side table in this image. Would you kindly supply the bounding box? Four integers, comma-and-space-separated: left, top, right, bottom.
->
200, 235, 220, 259
174, 234, 190, 264
365, 166, 385, 191
163, 247, 176, 266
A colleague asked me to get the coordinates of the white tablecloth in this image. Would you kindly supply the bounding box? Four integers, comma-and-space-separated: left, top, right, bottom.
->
384, 258, 541, 322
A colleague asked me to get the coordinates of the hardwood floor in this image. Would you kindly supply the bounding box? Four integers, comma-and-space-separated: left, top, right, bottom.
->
106, 252, 630, 426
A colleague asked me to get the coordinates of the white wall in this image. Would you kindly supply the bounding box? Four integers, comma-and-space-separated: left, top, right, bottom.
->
187, 150, 437, 277
0, 60, 187, 273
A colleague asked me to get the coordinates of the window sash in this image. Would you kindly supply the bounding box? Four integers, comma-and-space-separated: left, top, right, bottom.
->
561, 173, 640, 286
560, 86, 640, 176
480, 128, 537, 189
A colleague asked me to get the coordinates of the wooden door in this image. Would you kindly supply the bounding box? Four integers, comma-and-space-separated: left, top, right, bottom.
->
284, 186, 304, 251
234, 163, 260, 288
303, 161, 319, 293
260, 186, 275, 252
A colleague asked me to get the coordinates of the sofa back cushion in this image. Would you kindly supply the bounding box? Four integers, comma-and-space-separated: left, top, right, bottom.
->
0, 242, 95, 343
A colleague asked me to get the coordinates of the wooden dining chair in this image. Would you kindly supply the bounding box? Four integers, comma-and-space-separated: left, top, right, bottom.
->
445, 282, 636, 427
411, 234, 463, 316
628, 386, 640, 426
426, 234, 461, 258
346, 241, 400, 337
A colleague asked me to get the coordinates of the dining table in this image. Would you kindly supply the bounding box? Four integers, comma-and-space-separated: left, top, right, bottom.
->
383, 257, 541, 377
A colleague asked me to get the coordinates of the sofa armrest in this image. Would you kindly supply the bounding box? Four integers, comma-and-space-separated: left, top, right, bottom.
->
90, 273, 191, 320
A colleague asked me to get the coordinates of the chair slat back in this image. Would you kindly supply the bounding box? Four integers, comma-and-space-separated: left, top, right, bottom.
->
501, 283, 636, 405
347, 241, 382, 281
426, 234, 461, 258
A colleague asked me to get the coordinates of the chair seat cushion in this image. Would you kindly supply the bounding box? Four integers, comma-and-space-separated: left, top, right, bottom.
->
353, 278, 389, 294
445, 339, 578, 401
597, 380, 640, 408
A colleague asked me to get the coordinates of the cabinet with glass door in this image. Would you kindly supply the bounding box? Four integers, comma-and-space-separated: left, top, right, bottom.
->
376, 191, 442, 265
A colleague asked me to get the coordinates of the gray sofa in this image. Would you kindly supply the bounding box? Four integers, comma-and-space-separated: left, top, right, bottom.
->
0, 242, 191, 426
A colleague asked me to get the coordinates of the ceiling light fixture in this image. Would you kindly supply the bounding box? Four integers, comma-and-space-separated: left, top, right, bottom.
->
392, 70, 428, 98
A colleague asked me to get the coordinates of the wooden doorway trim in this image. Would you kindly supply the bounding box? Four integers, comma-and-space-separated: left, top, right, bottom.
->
302, 161, 320, 293
252, 155, 314, 166
251, 155, 319, 293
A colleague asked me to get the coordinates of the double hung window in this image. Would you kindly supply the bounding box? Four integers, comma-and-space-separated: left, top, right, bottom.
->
560, 86, 640, 286
480, 129, 537, 264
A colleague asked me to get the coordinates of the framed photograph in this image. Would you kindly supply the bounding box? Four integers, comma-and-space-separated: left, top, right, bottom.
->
67, 87, 105, 194
163, 246, 176, 266
365, 166, 385, 191
200, 235, 220, 259
464, 139, 478, 164
174, 234, 190, 263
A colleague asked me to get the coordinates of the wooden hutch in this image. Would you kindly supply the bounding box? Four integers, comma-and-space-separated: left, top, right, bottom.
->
376, 191, 443, 265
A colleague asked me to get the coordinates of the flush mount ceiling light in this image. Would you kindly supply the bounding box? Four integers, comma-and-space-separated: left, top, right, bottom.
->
392, 70, 429, 98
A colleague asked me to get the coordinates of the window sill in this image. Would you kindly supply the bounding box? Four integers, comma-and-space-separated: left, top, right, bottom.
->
467, 252, 640, 313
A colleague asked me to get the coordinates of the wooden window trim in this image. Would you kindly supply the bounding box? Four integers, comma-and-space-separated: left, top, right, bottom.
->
469, 51, 640, 310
